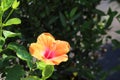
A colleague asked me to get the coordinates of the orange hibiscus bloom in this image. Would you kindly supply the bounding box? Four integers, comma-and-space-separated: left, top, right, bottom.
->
29, 33, 70, 65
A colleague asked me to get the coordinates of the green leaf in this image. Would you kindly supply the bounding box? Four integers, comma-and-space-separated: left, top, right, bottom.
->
7, 42, 33, 66
69, 13, 80, 23
36, 61, 47, 70
12, 0, 20, 9
70, 7, 78, 18
112, 39, 120, 49
0, 56, 16, 70
59, 12, 67, 27
93, 9, 105, 16
27, 60, 33, 69
48, 16, 58, 25
7, 42, 32, 61
3, 30, 21, 38
6, 65, 25, 80
21, 76, 41, 80
1, 0, 15, 11
116, 14, 120, 22
2, 54, 8, 59
105, 8, 117, 29
115, 30, 120, 34
0, 7, 4, 20
0, 37, 5, 52
4, 18, 21, 26
42, 65, 54, 79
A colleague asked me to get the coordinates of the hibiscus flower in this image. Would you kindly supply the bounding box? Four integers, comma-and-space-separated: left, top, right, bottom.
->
29, 33, 70, 65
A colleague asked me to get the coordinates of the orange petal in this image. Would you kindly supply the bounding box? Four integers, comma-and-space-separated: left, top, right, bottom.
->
37, 33, 55, 49
29, 43, 45, 60
43, 54, 68, 65
54, 40, 70, 57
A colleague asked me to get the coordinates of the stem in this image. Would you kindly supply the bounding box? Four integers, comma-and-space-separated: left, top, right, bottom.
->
3, 9, 14, 23
0, 25, 2, 37
0, 12, 3, 37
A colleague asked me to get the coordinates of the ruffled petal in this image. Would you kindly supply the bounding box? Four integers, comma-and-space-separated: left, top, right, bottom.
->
54, 40, 70, 57
43, 54, 68, 65
29, 43, 45, 60
37, 33, 55, 49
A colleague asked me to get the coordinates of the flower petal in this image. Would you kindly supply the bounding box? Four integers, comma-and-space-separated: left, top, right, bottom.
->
54, 40, 70, 57
43, 54, 68, 65
29, 43, 45, 60
37, 33, 55, 48
51, 54, 68, 65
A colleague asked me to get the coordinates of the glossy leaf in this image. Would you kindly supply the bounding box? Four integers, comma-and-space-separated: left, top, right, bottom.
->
7, 42, 33, 66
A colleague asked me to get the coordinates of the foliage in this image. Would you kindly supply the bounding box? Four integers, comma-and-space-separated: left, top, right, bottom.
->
1, 0, 120, 80
0, 0, 54, 80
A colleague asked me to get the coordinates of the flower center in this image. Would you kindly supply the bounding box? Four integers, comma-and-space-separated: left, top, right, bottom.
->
44, 48, 55, 59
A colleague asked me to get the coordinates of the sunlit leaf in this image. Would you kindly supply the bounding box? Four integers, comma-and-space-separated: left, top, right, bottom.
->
12, 0, 20, 9
4, 18, 21, 26
0, 7, 3, 21
36, 61, 47, 70
1, 0, 15, 11
42, 65, 54, 79
3, 30, 21, 38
